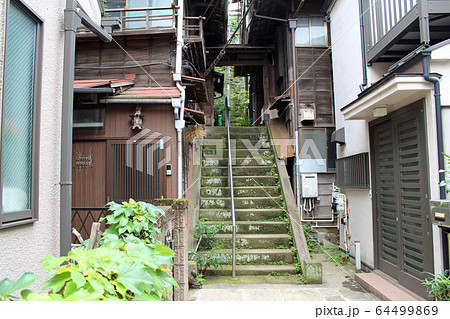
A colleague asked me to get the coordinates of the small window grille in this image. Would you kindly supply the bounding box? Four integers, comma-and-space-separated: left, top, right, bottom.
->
336, 152, 370, 188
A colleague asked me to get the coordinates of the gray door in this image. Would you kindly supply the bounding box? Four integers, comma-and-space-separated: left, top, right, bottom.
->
370, 100, 433, 298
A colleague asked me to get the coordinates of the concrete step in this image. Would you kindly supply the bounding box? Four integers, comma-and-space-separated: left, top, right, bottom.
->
355, 272, 426, 301
199, 248, 294, 265
201, 176, 278, 187
201, 166, 275, 177
200, 197, 282, 209
199, 208, 285, 221
202, 137, 270, 148
206, 132, 269, 140
203, 148, 273, 158
200, 186, 280, 198
207, 126, 267, 134
205, 264, 297, 276
202, 157, 274, 167
204, 221, 288, 234
213, 234, 291, 249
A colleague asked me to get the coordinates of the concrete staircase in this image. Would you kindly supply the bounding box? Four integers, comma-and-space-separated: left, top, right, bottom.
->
199, 126, 296, 276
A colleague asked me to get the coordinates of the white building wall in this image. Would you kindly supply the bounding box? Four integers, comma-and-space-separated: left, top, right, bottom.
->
77, 0, 102, 25
0, 0, 101, 289
329, 0, 374, 267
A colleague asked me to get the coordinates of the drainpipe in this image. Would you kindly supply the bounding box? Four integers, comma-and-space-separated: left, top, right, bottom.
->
358, 0, 368, 91
422, 50, 445, 200
60, 0, 112, 256
174, 0, 185, 198
288, 14, 301, 217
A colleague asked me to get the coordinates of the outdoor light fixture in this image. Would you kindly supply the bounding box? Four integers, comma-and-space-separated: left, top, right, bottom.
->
373, 106, 387, 118
288, 18, 297, 30
130, 106, 144, 130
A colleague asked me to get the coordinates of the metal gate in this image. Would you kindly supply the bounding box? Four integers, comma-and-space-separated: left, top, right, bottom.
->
107, 141, 161, 203
370, 100, 432, 298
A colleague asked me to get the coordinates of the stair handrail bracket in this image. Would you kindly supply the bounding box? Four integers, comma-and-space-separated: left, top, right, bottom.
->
226, 106, 237, 279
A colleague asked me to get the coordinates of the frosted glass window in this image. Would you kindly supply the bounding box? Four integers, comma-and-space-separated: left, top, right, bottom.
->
126, 0, 172, 28
296, 17, 310, 45
2, 1, 37, 214
311, 16, 326, 45
295, 16, 327, 46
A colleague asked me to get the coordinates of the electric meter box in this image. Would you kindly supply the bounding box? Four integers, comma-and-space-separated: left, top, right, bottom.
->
300, 109, 315, 122
301, 173, 318, 198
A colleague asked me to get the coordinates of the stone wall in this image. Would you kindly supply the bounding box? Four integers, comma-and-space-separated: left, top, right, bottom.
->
154, 199, 189, 301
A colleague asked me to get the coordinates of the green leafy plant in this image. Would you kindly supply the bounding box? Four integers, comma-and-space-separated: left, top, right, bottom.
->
422, 270, 450, 301
23, 236, 177, 301
193, 219, 224, 250
439, 153, 450, 194
196, 273, 205, 285
101, 199, 165, 245
189, 248, 225, 275
0, 272, 40, 301
328, 252, 350, 265
1, 199, 177, 301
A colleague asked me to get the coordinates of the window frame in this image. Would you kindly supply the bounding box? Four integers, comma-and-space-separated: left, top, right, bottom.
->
295, 15, 329, 47
298, 127, 336, 173
0, 0, 43, 228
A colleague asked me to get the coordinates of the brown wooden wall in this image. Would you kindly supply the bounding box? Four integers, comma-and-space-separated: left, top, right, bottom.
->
75, 35, 176, 87
296, 47, 334, 126
72, 104, 178, 208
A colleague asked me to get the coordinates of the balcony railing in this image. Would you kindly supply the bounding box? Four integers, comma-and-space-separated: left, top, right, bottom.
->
105, 6, 177, 31
363, 0, 450, 62
184, 16, 204, 43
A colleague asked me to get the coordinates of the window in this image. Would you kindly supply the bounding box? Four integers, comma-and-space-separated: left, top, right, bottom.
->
299, 128, 335, 172
0, 0, 42, 227
295, 16, 327, 46
336, 153, 370, 188
73, 108, 105, 132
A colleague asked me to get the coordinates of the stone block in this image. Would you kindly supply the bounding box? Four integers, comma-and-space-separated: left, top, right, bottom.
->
154, 198, 188, 210
172, 228, 186, 245
173, 284, 188, 301
174, 265, 188, 285
303, 260, 322, 284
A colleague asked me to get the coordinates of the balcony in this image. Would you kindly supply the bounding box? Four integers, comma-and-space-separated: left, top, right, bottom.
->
104, 5, 177, 34
363, 0, 450, 63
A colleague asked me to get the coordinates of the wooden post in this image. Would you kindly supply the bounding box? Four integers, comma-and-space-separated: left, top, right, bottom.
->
87, 222, 102, 250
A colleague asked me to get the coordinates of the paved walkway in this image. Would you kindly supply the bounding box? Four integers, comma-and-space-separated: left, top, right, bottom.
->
189, 251, 379, 301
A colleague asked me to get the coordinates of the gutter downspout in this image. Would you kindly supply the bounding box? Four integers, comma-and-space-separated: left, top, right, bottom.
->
60, 0, 112, 256
289, 8, 301, 218
422, 50, 445, 200
358, 0, 368, 91
175, 0, 185, 199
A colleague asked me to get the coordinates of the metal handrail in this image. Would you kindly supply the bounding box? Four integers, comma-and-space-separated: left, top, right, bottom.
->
225, 105, 237, 278
105, 6, 177, 30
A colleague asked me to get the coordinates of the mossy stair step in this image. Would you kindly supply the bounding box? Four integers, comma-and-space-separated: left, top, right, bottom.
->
201, 139, 270, 150
203, 148, 273, 157
204, 221, 288, 234
202, 157, 274, 167
212, 233, 291, 249
200, 197, 282, 209
201, 176, 278, 187
200, 186, 280, 197
205, 264, 297, 276
205, 132, 269, 139
198, 248, 294, 264
201, 166, 275, 177
199, 208, 285, 221
206, 126, 267, 134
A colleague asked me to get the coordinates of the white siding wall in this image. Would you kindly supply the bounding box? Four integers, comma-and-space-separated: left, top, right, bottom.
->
0, 0, 64, 289
330, 0, 374, 267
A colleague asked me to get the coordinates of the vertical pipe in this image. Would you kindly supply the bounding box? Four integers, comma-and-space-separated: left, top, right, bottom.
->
355, 241, 361, 271
359, 0, 368, 91
422, 51, 445, 200
60, 0, 79, 256
175, 0, 185, 199
289, 13, 301, 218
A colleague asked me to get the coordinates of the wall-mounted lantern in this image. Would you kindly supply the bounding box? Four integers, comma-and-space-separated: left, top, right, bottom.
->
130, 106, 144, 130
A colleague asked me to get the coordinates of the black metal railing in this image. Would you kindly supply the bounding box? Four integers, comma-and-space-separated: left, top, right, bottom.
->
71, 207, 109, 242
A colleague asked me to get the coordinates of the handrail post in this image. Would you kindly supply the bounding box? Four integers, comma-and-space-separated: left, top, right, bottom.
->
226, 106, 237, 279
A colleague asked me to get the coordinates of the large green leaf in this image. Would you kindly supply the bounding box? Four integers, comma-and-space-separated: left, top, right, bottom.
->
42, 271, 71, 293
0, 272, 39, 299
70, 271, 86, 289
